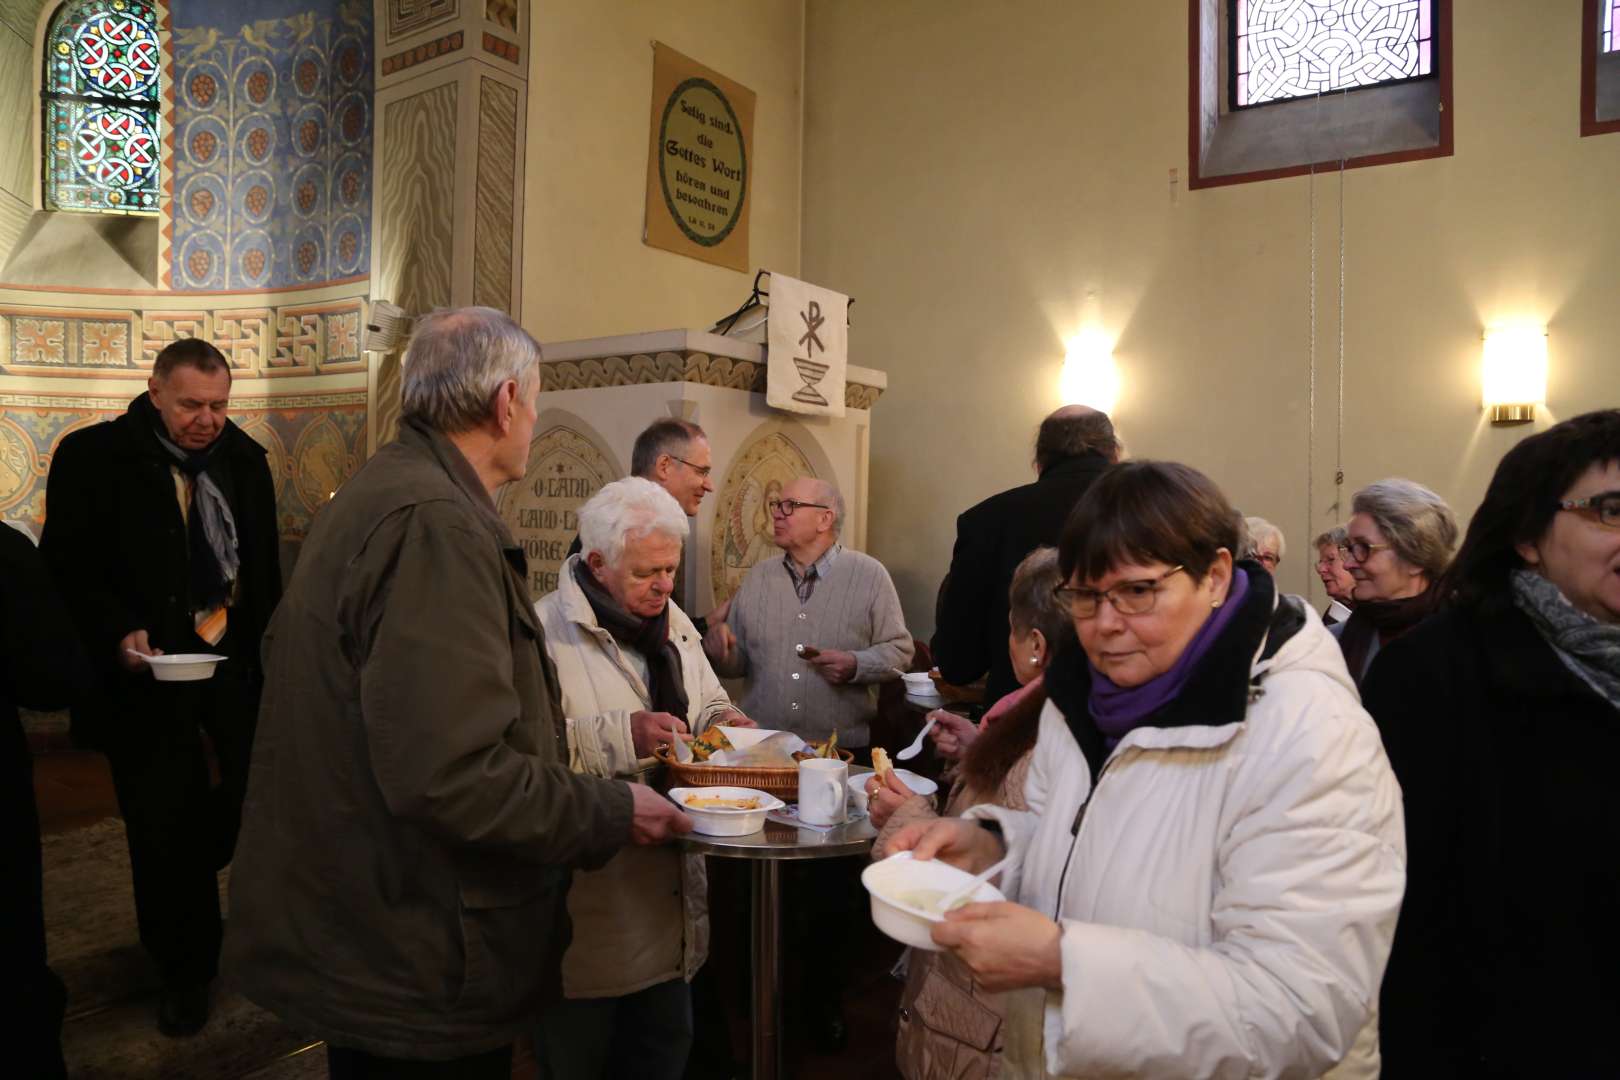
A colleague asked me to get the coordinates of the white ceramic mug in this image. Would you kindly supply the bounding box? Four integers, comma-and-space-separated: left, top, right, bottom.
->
798, 757, 848, 826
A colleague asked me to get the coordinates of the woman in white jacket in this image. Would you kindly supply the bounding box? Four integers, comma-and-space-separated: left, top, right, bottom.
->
889, 461, 1406, 1079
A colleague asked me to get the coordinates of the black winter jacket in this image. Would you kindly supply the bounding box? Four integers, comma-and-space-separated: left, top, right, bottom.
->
1363, 602, 1620, 1078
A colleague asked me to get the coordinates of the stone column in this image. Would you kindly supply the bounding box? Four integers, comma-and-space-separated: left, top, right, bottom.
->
368, 0, 528, 449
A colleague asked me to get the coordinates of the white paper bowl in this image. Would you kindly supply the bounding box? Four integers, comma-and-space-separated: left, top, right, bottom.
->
861, 852, 1005, 951
144, 653, 226, 682
900, 672, 937, 693
847, 769, 940, 815
667, 786, 784, 836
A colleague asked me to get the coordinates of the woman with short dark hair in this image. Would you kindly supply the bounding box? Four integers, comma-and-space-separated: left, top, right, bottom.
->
887, 461, 1404, 1078
1364, 410, 1620, 1078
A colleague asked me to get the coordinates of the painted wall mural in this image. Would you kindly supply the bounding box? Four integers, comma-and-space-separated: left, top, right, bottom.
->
0, 390, 366, 561
169, 0, 373, 291
497, 419, 621, 601
709, 429, 818, 605
473, 77, 517, 311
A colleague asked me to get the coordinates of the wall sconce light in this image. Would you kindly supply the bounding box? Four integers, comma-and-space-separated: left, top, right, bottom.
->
1059, 330, 1120, 414
1481, 326, 1547, 425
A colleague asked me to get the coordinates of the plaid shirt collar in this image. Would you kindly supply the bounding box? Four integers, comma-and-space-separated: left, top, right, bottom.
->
784, 542, 842, 602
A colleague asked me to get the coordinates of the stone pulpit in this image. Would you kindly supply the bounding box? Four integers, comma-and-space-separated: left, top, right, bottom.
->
498, 329, 887, 615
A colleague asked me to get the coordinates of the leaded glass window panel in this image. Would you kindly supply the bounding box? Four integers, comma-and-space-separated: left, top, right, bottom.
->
43, 0, 162, 214
1605, 0, 1618, 53
1233, 0, 1435, 108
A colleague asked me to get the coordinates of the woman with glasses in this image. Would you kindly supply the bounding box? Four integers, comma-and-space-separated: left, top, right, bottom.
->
1242, 515, 1286, 572
1363, 410, 1620, 1078
1331, 479, 1457, 686
1313, 525, 1357, 624
885, 461, 1404, 1079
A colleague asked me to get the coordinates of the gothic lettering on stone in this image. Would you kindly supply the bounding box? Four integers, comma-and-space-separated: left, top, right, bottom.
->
499, 425, 616, 600
709, 430, 817, 606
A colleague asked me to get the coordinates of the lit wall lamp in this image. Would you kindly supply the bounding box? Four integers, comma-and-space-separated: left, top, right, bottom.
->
1059, 329, 1120, 414
1481, 326, 1547, 425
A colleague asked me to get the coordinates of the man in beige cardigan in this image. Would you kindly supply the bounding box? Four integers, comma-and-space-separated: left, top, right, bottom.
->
535, 477, 753, 1078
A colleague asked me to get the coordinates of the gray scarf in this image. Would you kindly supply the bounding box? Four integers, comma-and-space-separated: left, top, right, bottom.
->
152, 424, 240, 608
1510, 569, 1620, 709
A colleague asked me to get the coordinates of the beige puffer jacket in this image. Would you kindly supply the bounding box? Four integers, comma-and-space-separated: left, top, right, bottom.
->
536, 555, 738, 998
874, 754, 1033, 1080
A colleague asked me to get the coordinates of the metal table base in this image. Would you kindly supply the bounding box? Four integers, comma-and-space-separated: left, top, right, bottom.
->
685, 815, 876, 1080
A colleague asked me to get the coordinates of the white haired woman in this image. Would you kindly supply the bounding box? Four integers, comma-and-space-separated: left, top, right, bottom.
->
1242, 515, 1285, 573
1314, 525, 1356, 625
1333, 479, 1458, 686
533, 477, 753, 1079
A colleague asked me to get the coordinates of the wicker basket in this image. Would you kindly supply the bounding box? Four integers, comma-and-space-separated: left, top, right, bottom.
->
654, 744, 854, 801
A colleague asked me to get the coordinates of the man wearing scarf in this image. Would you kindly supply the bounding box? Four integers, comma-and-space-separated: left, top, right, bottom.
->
535, 477, 750, 1078
40, 338, 281, 1037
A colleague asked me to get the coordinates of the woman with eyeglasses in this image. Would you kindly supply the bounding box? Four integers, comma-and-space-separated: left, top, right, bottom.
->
1313, 526, 1357, 624
1242, 515, 1285, 572
1362, 410, 1620, 1079
1331, 479, 1458, 686
884, 461, 1404, 1079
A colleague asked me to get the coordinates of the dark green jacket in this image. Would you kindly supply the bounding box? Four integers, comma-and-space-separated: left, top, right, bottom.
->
224, 418, 633, 1059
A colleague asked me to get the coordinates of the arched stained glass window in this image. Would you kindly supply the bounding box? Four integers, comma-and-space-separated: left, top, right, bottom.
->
43, 0, 162, 214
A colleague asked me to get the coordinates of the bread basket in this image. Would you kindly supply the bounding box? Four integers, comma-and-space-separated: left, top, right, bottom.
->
654, 744, 854, 801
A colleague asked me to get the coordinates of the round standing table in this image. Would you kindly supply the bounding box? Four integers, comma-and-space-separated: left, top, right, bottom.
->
683, 814, 877, 1080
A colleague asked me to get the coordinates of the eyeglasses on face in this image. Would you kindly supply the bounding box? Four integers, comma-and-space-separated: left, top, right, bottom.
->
768, 498, 829, 518
1255, 551, 1279, 568
1557, 490, 1620, 528
671, 455, 712, 479
1340, 539, 1394, 563
1053, 565, 1185, 619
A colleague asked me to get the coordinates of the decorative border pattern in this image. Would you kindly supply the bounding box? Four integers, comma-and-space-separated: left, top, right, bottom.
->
381, 31, 464, 76
386, 0, 458, 43
480, 32, 519, 64
537, 351, 885, 408
0, 297, 364, 377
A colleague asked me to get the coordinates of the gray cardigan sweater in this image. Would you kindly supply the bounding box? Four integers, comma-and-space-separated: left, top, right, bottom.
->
715, 546, 913, 747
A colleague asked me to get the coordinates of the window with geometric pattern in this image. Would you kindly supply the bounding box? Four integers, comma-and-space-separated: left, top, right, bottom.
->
42, 0, 162, 214
1232, 0, 1436, 109
1605, 0, 1618, 52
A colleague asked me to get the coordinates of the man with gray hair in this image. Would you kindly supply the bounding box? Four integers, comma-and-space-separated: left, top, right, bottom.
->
225, 307, 690, 1078
704, 475, 912, 748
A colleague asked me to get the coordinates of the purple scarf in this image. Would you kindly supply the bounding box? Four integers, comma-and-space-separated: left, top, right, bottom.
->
1088, 569, 1252, 746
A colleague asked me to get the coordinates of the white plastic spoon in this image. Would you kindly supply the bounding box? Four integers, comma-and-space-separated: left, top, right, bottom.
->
894, 711, 940, 761
935, 855, 1011, 914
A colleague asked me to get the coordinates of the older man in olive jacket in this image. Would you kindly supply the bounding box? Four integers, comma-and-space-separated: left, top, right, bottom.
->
224, 308, 691, 1078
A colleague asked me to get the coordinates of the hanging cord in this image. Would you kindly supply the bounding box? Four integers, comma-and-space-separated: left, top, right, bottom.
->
1306, 91, 1321, 597
1334, 94, 1348, 515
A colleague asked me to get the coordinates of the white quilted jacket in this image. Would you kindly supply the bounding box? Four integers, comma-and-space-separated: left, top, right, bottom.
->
970, 598, 1406, 1079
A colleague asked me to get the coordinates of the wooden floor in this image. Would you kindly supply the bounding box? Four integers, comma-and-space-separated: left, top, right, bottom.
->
34, 749, 903, 1080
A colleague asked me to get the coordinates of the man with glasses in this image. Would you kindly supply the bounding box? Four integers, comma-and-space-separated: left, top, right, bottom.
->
703, 476, 911, 1051
704, 475, 912, 749
568, 418, 722, 629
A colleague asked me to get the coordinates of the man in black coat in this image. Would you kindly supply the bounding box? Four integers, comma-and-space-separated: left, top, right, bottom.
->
40, 338, 281, 1037
931, 406, 1118, 704
1, 523, 89, 1079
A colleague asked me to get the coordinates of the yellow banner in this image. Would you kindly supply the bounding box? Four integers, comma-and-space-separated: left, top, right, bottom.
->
644, 42, 755, 272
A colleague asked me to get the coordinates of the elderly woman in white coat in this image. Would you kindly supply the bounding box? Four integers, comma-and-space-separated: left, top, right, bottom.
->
889, 461, 1406, 1080
533, 477, 752, 1079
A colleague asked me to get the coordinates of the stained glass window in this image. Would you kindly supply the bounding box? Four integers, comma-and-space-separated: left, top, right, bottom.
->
43, 0, 162, 214
1605, 0, 1618, 53
1233, 0, 1435, 108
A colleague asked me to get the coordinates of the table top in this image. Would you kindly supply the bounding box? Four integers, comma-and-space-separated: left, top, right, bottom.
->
682, 813, 877, 860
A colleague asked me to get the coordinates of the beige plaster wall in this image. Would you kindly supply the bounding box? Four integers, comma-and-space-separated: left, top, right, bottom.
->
523, 0, 804, 339
802, 0, 1620, 636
